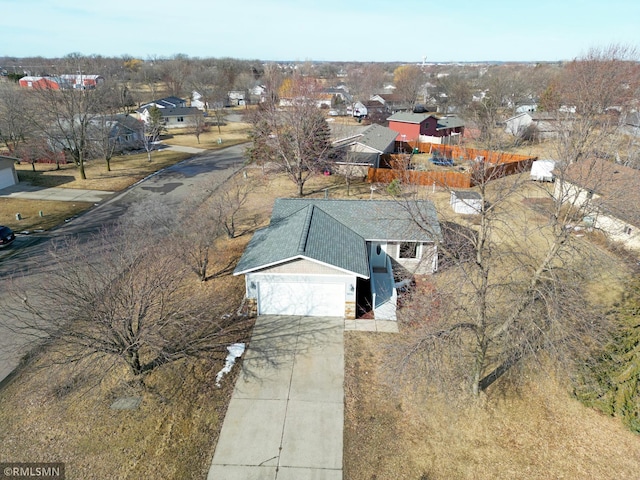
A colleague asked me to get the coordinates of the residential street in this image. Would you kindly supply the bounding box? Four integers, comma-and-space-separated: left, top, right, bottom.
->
0, 143, 248, 383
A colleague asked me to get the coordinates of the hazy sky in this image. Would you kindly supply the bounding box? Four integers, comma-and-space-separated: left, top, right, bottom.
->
1, 0, 639, 62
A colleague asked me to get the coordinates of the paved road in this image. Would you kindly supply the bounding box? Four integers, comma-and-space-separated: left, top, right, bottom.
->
0, 143, 248, 383
208, 315, 344, 480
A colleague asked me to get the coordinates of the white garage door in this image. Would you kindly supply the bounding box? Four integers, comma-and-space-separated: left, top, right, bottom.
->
258, 281, 345, 317
0, 167, 16, 190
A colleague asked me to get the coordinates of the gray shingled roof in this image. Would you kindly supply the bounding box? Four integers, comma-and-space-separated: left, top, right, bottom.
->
271, 199, 441, 242
159, 107, 201, 118
387, 111, 436, 124
437, 116, 465, 130
452, 190, 481, 200
234, 204, 369, 277
234, 199, 441, 276
357, 124, 398, 152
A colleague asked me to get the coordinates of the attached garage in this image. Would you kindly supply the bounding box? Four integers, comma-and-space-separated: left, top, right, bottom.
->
0, 156, 19, 190
233, 204, 370, 319
257, 279, 346, 317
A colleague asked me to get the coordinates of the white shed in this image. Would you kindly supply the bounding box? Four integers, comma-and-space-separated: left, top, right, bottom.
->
0, 156, 19, 190
450, 190, 482, 215
530, 159, 556, 182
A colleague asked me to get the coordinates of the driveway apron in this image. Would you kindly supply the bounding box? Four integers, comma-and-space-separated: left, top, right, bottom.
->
208, 315, 344, 480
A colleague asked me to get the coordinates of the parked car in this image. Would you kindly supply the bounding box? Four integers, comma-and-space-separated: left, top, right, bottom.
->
0, 225, 15, 247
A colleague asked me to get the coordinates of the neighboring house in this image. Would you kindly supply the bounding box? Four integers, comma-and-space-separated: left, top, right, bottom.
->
44, 114, 144, 157
504, 111, 563, 139
370, 93, 411, 113
0, 155, 19, 190
322, 87, 353, 106
228, 90, 247, 106
192, 91, 208, 110
18, 76, 62, 89
100, 114, 145, 151
157, 107, 203, 129
555, 158, 640, 251
515, 103, 537, 114
234, 199, 442, 320
332, 124, 398, 169
623, 112, 640, 137
387, 111, 465, 145
346, 101, 368, 118
450, 190, 482, 215
362, 99, 389, 116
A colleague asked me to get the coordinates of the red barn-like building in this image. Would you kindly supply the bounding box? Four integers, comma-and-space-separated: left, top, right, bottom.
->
387, 111, 465, 145
18, 76, 62, 90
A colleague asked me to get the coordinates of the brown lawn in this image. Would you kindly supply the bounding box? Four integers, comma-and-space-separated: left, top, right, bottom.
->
344, 332, 640, 480
0, 198, 94, 232
163, 121, 252, 150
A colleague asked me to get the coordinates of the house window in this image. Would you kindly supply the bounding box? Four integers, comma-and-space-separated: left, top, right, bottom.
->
399, 242, 418, 259
177, 116, 184, 122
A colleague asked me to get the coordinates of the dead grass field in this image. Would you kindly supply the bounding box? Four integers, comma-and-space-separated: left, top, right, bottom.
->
0, 239, 251, 480
344, 332, 640, 480
0, 199, 94, 232
163, 121, 252, 150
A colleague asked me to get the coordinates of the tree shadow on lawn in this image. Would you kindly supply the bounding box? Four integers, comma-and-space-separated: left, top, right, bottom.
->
16, 172, 77, 188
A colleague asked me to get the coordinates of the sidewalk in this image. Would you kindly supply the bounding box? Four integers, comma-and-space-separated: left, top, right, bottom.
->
0, 183, 114, 203
208, 315, 344, 480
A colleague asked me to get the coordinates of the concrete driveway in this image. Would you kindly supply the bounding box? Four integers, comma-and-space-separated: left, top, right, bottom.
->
208, 315, 344, 480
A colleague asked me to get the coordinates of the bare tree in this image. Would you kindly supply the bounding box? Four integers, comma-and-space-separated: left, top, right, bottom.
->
158, 54, 192, 97
208, 172, 253, 239
393, 64, 425, 109
246, 74, 332, 196
141, 105, 164, 162
1, 228, 251, 379
398, 157, 616, 396
347, 63, 386, 103
187, 109, 207, 144
0, 82, 32, 155
23, 55, 113, 179
137, 59, 162, 99
550, 44, 640, 166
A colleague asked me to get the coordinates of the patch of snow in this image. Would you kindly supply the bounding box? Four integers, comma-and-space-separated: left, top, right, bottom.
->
215, 342, 246, 387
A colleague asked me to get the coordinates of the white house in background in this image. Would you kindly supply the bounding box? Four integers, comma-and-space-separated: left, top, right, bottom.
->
515, 104, 537, 113
450, 190, 482, 215
555, 158, 640, 251
157, 107, 203, 129
191, 91, 208, 111
504, 112, 563, 139
0, 156, 19, 190
530, 159, 556, 182
234, 199, 442, 320
228, 91, 246, 106
346, 101, 368, 118
137, 97, 189, 123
